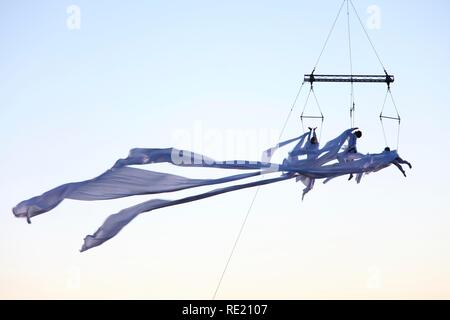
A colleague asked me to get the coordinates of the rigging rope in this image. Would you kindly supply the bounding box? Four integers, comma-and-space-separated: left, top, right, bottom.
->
379, 89, 390, 147
346, 0, 355, 128
300, 86, 325, 141
300, 86, 313, 133
212, 187, 260, 300
212, 81, 306, 299
311, 88, 325, 141
313, 0, 346, 71
388, 89, 401, 150
347, 0, 401, 150
311, 87, 324, 119
349, 0, 386, 71
396, 116, 401, 151
388, 88, 401, 120
214, 0, 400, 299
379, 88, 401, 150
282, 82, 306, 137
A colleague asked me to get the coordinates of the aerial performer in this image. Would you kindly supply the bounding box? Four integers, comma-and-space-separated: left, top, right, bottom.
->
383, 147, 413, 177
288, 127, 320, 200
339, 129, 363, 181
12, 128, 411, 252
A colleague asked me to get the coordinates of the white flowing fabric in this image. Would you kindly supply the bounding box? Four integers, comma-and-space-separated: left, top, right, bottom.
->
12, 168, 265, 223
81, 173, 295, 251
12, 129, 410, 251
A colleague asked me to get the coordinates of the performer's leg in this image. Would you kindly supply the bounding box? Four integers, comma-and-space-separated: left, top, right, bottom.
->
393, 161, 407, 177
397, 157, 412, 169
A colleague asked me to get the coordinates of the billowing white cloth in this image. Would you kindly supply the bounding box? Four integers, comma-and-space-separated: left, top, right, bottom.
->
12, 168, 264, 222
81, 174, 294, 251
12, 129, 410, 251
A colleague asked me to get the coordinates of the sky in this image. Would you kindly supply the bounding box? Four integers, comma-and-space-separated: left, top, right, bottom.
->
0, 0, 449, 299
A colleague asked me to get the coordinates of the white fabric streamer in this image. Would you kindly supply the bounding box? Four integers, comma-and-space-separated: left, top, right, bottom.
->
12, 128, 411, 251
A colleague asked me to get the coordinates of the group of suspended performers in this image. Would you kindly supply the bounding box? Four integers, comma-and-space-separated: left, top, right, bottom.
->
12, 127, 411, 251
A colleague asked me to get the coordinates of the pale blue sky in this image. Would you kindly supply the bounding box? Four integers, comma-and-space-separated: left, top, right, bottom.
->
1, 0, 449, 299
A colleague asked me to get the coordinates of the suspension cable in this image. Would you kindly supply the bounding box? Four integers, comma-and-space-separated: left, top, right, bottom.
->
311, 88, 325, 141
311, 88, 324, 119
346, 0, 355, 128
379, 88, 401, 150
281, 82, 306, 138
388, 88, 401, 120
349, 0, 386, 71
313, 0, 346, 71
379, 88, 389, 117
212, 81, 305, 299
388, 89, 401, 150
214, 0, 398, 300
300, 86, 313, 133
379, 89, 389, 147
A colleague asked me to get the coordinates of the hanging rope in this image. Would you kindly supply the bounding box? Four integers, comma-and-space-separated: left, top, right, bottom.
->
212, 187, 260, 300
212, 81, 306, 300
350, 102, 355, 128
348, 0, 402, 149
379, 89, 389, 147
214, 0, 400, 299
348, 0, 401, 149
283, 82, 306, 136
388, 89, 401, 121
311, 87, 325, 119
313, 0, 346, 71
346, 0, 355, 128
379, 88, 401, 150
388, 89, 401, 150
311, 88, 325, 141
300, 86, 313, 133
300, 86, 325, 141
349, 0, 386, 72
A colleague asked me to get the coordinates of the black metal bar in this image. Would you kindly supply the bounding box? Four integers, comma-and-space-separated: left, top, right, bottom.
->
380, 115, 400, 120
304, 74, 394, 84
300, 115, 324, 119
